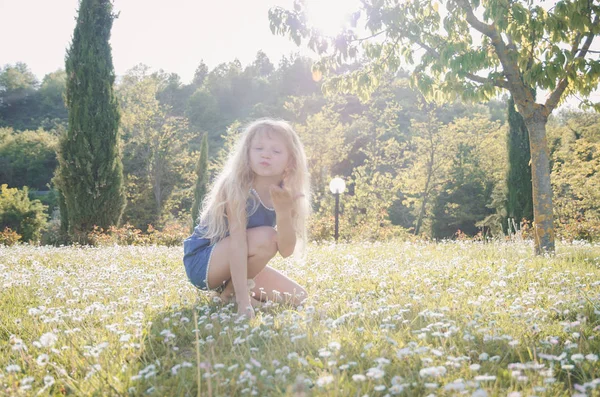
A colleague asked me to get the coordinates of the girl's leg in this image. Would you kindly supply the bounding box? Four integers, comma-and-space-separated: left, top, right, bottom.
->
251, 266, 308, 306
206, 226, 278, 298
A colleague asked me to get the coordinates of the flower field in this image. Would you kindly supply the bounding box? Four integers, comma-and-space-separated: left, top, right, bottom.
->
1, 241, 599, 396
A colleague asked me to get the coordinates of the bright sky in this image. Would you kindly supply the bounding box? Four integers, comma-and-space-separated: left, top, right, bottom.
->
0, 0, 325, 83
0, 0, 595, 107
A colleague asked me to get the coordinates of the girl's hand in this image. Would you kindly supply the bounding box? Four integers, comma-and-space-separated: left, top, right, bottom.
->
269, 185, 303, 215
237, 301, 255, 319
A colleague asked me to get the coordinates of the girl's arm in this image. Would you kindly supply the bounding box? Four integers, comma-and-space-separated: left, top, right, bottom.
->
270, 185, 297, 258
226, 204, 253, 315
275, 209, 296, 257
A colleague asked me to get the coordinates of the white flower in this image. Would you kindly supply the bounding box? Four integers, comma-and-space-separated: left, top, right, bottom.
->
472, 389, 488, 397
328, 341, 341, 350
316, 375, 334, 387
40, 332, 58, 347
366, 367, 385, 379
474, 375, 497, 381
445, 381, 465, 391
319, 350, 332, 358
352, 374, 367, 382
419, 366, 446, 378
470, 364, 481, 371
571, 354, 585, 363
6, 364, 21, 373
44, 375, 55, 386
36, 354, 50, 366
586, 354, 598, 362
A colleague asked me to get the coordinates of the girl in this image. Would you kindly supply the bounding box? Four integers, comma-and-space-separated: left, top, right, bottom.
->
183, 118, 310, 317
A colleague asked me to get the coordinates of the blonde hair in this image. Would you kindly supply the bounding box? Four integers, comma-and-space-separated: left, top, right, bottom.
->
199, 118, 311, 252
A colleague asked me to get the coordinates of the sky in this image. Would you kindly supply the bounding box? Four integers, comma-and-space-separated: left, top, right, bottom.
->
0, 0, 595, 107
0, 0, 319, 83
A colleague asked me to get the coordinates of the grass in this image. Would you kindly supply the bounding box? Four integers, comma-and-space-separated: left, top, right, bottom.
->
1, 240, 599, 396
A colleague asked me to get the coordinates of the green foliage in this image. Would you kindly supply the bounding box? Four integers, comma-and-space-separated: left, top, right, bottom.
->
117, 65, 195, 229
270, 0, 600, 253
191, 133, 209, 231
0, 128, 57, 190
0, 64, 68, 131
0, 63, 40, 131
549, 111, 600, 241
0, 184, 47, 242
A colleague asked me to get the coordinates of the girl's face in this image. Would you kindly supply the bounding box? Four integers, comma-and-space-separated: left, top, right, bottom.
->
249, 130, 290, 181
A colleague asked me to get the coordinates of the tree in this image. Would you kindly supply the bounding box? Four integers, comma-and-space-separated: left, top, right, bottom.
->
118, 65, 194, 229
506, 96, 533, 229
400, 116, 454, 236
270, 0, 600, 254
38, 69, 68, 128
0, 128, 58, 190
191, 133, 209, 231
0, 63, 40, 131
54, 0, 125, 242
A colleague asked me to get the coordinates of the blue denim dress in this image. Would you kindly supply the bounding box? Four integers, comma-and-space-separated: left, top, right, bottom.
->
183, 189, 277, 291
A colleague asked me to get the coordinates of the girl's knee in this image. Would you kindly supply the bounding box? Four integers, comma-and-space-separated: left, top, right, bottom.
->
248, 227, 277, 257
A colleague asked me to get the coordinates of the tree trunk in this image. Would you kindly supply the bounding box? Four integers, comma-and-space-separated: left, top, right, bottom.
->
522, 109, 555, 254
414, 147, 434, 236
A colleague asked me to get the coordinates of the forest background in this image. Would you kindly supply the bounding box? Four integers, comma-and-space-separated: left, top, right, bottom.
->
0, 52, 598, 244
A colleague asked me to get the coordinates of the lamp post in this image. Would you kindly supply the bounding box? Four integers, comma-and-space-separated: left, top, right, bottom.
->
329, 177, 346, 242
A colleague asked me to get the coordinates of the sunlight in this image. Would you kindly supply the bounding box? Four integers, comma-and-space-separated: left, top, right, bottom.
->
304, 0, 360, 37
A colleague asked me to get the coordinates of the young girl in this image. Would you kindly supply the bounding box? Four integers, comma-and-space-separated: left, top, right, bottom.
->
183, 118, 310, 317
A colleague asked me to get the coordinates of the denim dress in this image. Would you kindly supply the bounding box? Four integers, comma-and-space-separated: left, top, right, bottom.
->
183, 189, 276, 291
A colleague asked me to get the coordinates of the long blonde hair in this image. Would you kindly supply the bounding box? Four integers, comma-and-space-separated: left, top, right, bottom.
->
199, 118, 311, 251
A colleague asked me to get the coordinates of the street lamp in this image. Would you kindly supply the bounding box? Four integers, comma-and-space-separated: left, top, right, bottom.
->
329, 177, 346, 242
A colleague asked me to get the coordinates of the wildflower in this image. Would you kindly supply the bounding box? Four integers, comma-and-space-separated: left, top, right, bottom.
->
444, 381, 465, 391
6, 364, 21, 373
352, 374, 367, 382
39, 332, 58, 347
328, 341, 341, 350
470, 364, 481, 371
571, 354, 585, 363
20, 376, 34, 390
319, 350, 332, 358
366, 367, 385, 379
474, 375, 496, 381
317, 375, 333, 387
419, 366, 446, 378
36, 354, 50, 367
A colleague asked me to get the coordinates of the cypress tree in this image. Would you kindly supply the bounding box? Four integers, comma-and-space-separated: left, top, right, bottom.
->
506, 95, 534, 230
191, 133, 209, 232
55, 0, 125, 242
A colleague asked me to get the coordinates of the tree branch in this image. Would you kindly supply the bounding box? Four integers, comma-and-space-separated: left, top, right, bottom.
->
464, 72, 509, 89
456, 0, 535, 110
545, 16, 599, 114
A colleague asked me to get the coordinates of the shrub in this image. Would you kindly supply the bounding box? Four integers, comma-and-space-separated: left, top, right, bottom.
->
0, 227, 21, 246
86, 222, 187, 247
0, 184, 47, 243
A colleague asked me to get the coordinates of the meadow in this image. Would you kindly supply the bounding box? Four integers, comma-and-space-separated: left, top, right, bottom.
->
1, 241, 599, 396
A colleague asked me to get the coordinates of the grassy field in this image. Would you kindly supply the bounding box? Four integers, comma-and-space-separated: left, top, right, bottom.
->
1, 241, 599, 396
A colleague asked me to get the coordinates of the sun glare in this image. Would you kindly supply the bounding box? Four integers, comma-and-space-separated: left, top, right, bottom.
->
304, 0, 360, 37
